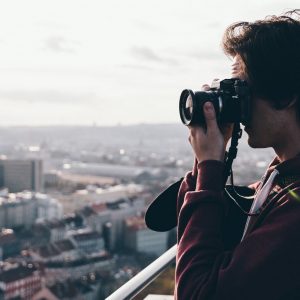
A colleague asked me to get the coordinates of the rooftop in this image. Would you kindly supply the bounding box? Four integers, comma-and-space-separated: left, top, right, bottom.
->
72, 231, 102, 242
54, 239, 75, 252
45, 220, 65, 230
77, 206, 97, 218
49, 280, 92, 298
38, 244, 60, 258
0, 229, 17, 245
45, 252, 111, 268
63, 213, 83, 226
106, 198, 130, 210
48, 272, 102, 298
0, 264, 38, 283
91, 202, 107, 213
125, 215, 147, 231
34, 239, 75, 258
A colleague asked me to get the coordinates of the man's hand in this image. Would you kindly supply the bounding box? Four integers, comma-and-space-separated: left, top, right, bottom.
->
188, 101, 226, 163
188, 83, 233, 163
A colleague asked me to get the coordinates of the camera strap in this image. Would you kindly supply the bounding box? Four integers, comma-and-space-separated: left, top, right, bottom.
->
223, 122, 242, 186
223, 123, 263, 217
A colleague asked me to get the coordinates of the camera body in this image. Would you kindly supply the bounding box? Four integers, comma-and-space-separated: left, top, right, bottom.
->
179, 78, 251, 126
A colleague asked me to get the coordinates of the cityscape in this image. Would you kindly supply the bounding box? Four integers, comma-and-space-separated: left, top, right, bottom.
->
0, 124, 274, 299
0, 1, 294, 299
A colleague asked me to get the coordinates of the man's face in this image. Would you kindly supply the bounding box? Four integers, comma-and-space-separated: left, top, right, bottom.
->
231, 55, 283, 149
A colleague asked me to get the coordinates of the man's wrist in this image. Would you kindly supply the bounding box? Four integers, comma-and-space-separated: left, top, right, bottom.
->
196, 160, 224, 191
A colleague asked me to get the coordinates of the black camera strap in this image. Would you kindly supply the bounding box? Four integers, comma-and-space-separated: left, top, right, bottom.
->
224, 123, 259, 216
223, 122, 242, 186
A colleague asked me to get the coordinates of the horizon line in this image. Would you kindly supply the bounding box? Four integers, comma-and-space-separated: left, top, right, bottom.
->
0, 122, 183, 129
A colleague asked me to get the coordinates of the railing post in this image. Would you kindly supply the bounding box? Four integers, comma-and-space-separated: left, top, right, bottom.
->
106, 244, 177, 300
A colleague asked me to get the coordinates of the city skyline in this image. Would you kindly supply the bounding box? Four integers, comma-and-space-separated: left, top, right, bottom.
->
0, 0, 298, 126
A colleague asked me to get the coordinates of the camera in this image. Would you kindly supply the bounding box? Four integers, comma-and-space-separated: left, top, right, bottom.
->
179, 78, 251, 126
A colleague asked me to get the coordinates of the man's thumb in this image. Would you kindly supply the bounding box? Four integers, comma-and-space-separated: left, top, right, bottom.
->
204, 102, 218, 131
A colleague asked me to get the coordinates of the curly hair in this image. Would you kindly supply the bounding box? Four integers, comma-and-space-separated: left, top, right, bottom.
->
222, 9, 300, 113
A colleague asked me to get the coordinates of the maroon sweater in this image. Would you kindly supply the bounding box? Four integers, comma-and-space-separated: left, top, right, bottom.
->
175, 155, 300, 300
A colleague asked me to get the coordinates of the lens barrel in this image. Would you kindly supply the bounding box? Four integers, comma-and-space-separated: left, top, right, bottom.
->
179, 89, 220, 126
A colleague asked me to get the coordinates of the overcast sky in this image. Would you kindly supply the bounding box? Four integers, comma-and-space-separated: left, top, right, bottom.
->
0, 0, 298, 126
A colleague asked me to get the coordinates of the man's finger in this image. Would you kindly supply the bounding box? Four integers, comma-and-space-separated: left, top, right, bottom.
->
201, 84, 210, 91
203, 102, 218, 132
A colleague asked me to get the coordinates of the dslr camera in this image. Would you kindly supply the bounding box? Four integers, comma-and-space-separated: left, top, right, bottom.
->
179, 78, 251, 126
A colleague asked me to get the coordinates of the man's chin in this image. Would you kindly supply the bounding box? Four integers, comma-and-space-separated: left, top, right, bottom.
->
247, 135, 267, 148
244, 130, 260, 148
243, 127, 261, 148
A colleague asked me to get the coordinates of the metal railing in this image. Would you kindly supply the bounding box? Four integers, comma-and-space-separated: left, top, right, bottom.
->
106, 244, 177, 300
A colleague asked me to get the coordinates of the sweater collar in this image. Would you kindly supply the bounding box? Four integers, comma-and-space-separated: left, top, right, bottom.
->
264, 153, 300, 188
268, 152, 300, 176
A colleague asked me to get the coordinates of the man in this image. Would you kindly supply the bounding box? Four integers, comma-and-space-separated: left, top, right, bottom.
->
175, 10, 300, 299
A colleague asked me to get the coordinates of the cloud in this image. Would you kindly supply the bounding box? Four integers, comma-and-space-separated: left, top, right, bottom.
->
118, 64, 154, 71
44, 36, 81, 53
130, 46, 179, 66
35, 20, 68, 30
132, 19, 161, 33
0, 89, 98, 104
185, 49, 225, 61
130, 46, 224, 68
131, 46, 163, 62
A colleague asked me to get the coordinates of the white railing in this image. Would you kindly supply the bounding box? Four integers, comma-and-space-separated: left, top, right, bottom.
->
106, 244, 177, 300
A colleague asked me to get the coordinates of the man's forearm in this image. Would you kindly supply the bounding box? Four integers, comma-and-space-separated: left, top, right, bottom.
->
176, 160, 227, 299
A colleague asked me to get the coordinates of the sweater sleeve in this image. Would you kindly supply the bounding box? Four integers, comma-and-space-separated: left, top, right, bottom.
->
176, 157, 198, 219
175, 161, 300, 300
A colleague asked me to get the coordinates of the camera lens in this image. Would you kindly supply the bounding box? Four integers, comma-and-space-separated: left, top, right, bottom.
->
179, 89, 194, 125
185, 94, 193, 119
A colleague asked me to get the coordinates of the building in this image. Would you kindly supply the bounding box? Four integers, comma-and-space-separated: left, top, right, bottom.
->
29, 239, 79, 263
0, 264, 41, 300
0, 192, 37, 229
65, 183, 144, 207
70, 230, 105, 254
63, 214, 84, 231
124, 216, 168, 256
35, 193, 63, 222
106, 198, 140, 251
32, 274, 102, 300
17, 223, 50, 249
44, 220, 67, 242
74, 197, 147, 252
0, 191, 62, 230
90, 203, 111, 235
43, 170, 60, 188
0, 229, 20, 260
44, 254, 113, 284
76, 206, 102, 233
0, 159, 43, 193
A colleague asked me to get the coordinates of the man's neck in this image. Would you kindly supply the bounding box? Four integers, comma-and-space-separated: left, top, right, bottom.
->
274, 133, 300, 162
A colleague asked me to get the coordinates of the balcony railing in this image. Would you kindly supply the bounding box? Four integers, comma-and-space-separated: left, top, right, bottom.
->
105, 244, 177, 300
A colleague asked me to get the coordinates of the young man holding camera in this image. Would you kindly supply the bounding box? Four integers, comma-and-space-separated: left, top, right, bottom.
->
175, 10, 300, 299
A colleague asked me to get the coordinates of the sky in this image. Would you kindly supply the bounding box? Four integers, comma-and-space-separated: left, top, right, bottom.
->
0, 0, 298, 126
